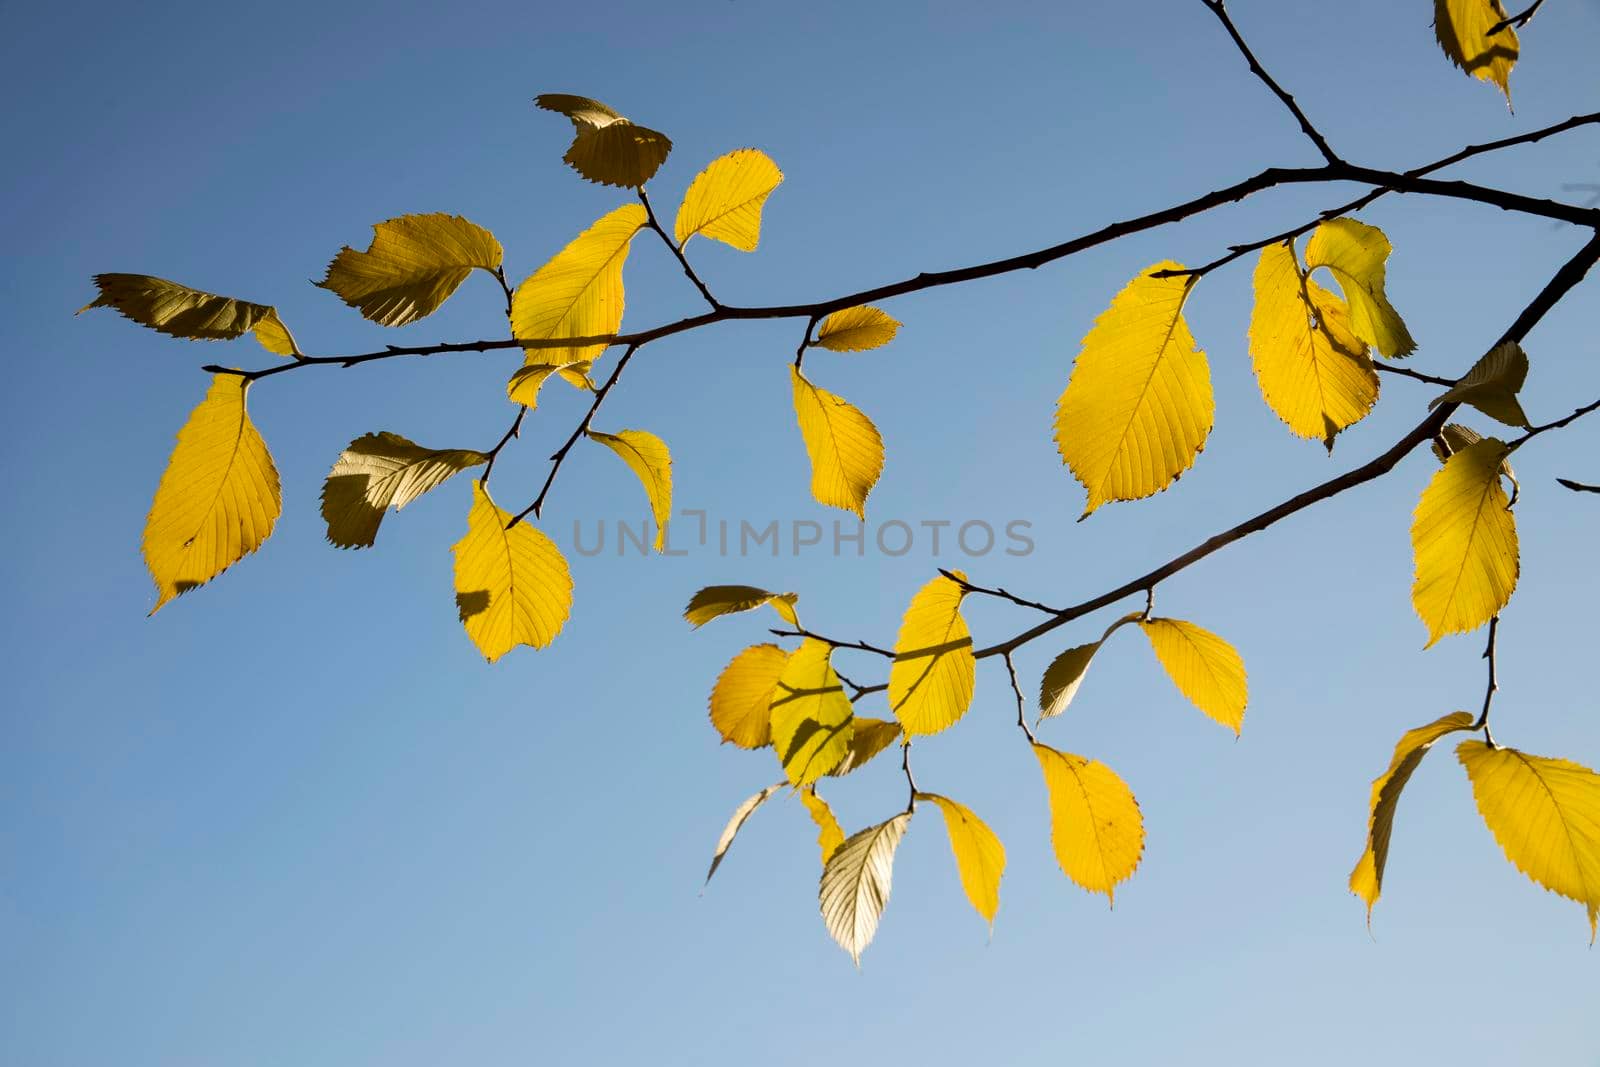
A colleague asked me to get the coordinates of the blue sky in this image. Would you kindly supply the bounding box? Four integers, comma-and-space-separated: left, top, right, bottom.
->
5, 1, 1600, 1063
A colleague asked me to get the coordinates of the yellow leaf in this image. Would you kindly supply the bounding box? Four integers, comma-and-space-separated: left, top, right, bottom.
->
1033, 743, 1144, 902
683, 585, 800, 628
800, 788, 847, 865
81, 273, 298, 356
1429, 341, 1530, 428
709, 643, 790, 749
705, 780, 785, 885
819, 812, 911, 966
815, 306, 901, 352
506, 361, 594, 407
586, 429, 672, 551
770, 638, 855, 786
918, 793, 1006, 928
1411, 436, 1519, 646
1137, 617, 1249, 734
1054, 263, 1214, 516
1038, 612, 1142, 724
828, 717, 903, 778
315, 213, 502, 327
1348, 711, 1476, 918
1433, 0, 1519, 103
535, 93, 672, 188
1247, 241, 1379, 447
142, 374, 281, 612
511, 204, 647, 370
1458, 740, 1600, 940
320, 432, 488, 549
887, 573, 976, 736
451, 482, 573, 662
790, 365, 884, 518
673, 148, 784, 251
1304, 219, 1415, 358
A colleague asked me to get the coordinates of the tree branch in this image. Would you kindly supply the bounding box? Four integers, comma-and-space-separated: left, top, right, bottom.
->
1199, 0, 1342, 164
640, 187, 721, 310
1491, 0, 1547, 35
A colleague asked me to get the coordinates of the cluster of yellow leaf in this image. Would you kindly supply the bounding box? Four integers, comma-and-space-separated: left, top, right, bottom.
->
1433, 0, 1520, 104
1349, 717, 1600, 940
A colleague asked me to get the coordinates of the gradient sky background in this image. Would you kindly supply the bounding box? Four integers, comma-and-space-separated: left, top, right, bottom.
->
5, 1, 1600, 1064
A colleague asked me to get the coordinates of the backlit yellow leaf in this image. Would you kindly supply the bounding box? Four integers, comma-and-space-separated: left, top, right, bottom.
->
535, 93, 672, 188
320, 432, 488, 549
1304, 219, 1415, 358
81, 273, 298, 356
1248, 241, 1379, 447
1034, 743, 1144, 902
888, 573, 976, 736
1429, 341, 1530, 428
674, 148, 784, 251
316, 213, 502, 327
506, 361, 594, 406
1459, 740, 1600, 939
1433, 0, 1519, 103
705, 780, 785, 885
709, 643, 789, 749
1038, 612, 1141, 724
791, 365, 884, 519
1411, 436, 1519, 646
800, 788, 847, 865
586, 429, 672, 551
828, 717, 902, 778
770, 638, 855, 786
1137, 617, 1248, 734
918, 793, 1006, 928
511, 204, 647, 369
683, 585, 800, 628
819, 812, 911, 966
815, 306, 901, 352
1054, 263, 1213, 516
451, 482, 572, 662
142, 374, 281, 612
1348, 711, 1476, 918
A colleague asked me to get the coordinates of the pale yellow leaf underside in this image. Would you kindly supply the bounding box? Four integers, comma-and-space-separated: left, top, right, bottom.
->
1055, 262, 1214, 515
918, 792, 1006, 928
1348, 711, 1476, 917
1034, 743, 1144, 902
511, 204, 648, 367
683, 585, 800, 628
587, 428, 672, 551
82, 273, 298, 356
1037, 611, 1142, 724
1304, 218, 1415, 358
507, 362, 593, 407
709, 643, 790, 749
1433, 0, 1519, 103
887, 573, 976, 736
705, 780, 785, 885
674, 148, 784, 251
535, 93, 672, 188
819, 812, 912, 965
452, 482, 573, 662
1411, 437, 1519, 645
1248, 241, 1379, 447
800, 788, 847, 865
321, 431, 487, 549
143, 375, 282, 612
316, 213, 502, 327
815, 306, 901, 353
1430, 341, 1530, 428
1459, 740, 1600, 939
770, 638, 855, 786
1138, 617, 1248, 734
791, 365, 884, 518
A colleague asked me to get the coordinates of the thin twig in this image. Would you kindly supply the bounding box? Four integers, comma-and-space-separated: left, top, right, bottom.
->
640, 188, 721, 310
769, 628, 894, 658
939, 569, 1062, 615
479, 407, 526, 486
1375, 363, 1458, 387
1490, 0, 1547, 35
1557, 477, 1600, 493
1200, 0, 1342, 164
901, 742, 919, 813
1472, 616, 1501, 745
1003, 652, 1037, 744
